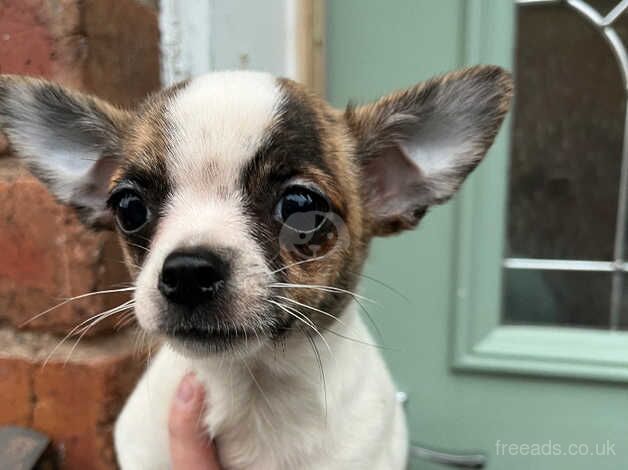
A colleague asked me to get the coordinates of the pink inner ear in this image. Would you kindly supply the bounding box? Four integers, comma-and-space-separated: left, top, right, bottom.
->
364, 143, 427, 223
70, 154, 118, 228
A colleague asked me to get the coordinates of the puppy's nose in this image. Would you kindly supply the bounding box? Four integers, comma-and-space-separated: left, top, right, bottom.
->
158, 249, 228, 306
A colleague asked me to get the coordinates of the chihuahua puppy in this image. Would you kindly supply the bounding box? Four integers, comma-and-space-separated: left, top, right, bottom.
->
0, 66, 511, 469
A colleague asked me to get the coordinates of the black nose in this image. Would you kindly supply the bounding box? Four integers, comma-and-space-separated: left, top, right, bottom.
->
158, 249, 228, 306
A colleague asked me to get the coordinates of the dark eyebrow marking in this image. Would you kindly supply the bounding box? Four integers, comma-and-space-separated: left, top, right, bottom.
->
240, 78, 327, 193
117, 161, 170, 193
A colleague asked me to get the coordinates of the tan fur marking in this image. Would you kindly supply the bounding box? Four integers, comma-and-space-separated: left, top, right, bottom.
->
272, 80, 368, 325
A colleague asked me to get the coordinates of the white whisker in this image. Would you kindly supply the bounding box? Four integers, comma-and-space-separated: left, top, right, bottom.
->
64, 302, 135, 364
348, 269, 411, 305
266, 299, 315, 329
320, 326, 387, 349
127, 241, 150, 253
267, 256, 326, 276
304, 330, 328, 421
266, 299, 332, 354
114, 311, 136, 330
21, 287, 136, 327
273, 295, 346, 327
42, 299, 135, 368
269, 283, 375, 304
73, 301, 135, 336
353, 297, 384, 343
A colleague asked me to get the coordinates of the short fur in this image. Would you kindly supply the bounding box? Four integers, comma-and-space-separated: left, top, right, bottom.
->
0, 66, 513, 470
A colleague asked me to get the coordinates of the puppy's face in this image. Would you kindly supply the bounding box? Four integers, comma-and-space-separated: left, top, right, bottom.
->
0, 68, 512, 356
115, 73, 364, 354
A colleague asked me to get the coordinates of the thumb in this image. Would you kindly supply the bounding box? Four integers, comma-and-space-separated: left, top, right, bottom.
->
169, 373, 222, 470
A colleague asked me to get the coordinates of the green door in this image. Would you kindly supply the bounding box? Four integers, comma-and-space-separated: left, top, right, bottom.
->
327, 1, 628, 469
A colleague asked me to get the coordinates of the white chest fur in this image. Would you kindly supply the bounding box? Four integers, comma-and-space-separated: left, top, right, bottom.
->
114, 305, 408, 469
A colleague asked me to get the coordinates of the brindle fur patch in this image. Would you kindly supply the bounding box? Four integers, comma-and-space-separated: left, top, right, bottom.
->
113, 81, 190, 269
240, 78, 369, 334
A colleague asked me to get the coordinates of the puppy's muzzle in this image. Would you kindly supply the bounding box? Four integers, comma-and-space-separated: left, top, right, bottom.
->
158, 248, 229, 308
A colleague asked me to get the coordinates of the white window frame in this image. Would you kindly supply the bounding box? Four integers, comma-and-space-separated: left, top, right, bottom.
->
159, 0, 325, 92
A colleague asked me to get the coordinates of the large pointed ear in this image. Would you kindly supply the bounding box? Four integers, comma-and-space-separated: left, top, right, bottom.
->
0, 75, 132, 229
346, 65, 513, 236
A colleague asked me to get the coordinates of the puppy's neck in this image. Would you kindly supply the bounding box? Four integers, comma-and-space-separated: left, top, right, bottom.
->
195, 300, 363, 374
189, 301, 371, 434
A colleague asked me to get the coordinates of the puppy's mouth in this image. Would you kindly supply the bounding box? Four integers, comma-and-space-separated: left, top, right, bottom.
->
166, 324, 250, 342
159, 314, 295, 355
161, 324, 257, 353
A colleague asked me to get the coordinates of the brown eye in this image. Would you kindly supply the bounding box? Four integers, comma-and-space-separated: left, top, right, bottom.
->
111, 190, 150, 234
275, 186, 330, 232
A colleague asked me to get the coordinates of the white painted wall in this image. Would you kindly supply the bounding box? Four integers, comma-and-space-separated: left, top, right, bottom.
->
160, 0, 298, 86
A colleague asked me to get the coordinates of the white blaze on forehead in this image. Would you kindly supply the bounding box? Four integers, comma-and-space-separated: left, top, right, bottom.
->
165, 71, 281, 189
133, 72, 281, 332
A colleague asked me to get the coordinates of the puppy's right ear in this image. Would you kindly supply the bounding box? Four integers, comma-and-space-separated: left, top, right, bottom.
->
346, 66, 512, 237
0, 75, 132, 229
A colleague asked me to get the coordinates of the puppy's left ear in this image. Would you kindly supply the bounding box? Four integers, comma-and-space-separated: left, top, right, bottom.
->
0, 75, 132, 229
346, 65, 513, 236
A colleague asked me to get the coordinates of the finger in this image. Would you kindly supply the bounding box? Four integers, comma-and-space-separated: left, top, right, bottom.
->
169, 373, 222, 470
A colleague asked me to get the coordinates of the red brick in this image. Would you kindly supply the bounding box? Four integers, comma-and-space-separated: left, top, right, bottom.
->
0, 1, 56, 78
0, 356, 33, 426
0, 327, 148, 470
0, 168, 131, 334
0, 0, 160, 106
0, 0, 160, 334
0, 1, 158, 467
81, 0, 161, 107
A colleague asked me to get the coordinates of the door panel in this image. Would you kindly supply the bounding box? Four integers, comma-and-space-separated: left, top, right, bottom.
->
327, 1, 628, 468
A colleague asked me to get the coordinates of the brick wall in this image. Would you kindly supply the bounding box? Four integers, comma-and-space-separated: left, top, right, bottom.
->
0, 1, 160, 468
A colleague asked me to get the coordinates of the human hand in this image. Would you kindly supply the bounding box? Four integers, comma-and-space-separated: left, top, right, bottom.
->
169, 373, 223, 470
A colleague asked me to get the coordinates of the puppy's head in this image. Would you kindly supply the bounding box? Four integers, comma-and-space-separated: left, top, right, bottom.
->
0, 67, 512, 356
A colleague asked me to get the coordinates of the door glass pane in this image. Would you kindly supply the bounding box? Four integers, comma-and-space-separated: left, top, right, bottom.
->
619, 279, 628, 329
503, 269, 611, 328
502, 1, 628, 328
506, 1, 625, 261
